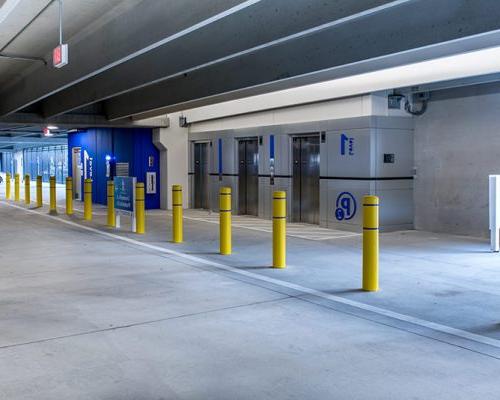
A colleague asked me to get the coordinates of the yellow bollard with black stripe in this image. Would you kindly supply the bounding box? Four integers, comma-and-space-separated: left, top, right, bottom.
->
66, 177, 73, 215
273, 191, 287, 268
14, 173, 20, 201
362, 195, 379, 291
24, 174, 30, 205
5, 172, 11, 200
172, 185, 183, 243
219, 187, 232, 255
49, 176, 57, 214
84, 179, 92, 221
36, 176, 42, 208
136, 182, 145, 234
107, 181, 115, 227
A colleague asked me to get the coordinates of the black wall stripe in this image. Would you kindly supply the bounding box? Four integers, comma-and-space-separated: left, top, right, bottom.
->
320, 176, 414, 181
196, 173, 413, 181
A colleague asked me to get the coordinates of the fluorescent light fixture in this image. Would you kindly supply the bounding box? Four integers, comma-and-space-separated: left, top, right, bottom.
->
46, 125, 59, 130
184, 45, 500, 123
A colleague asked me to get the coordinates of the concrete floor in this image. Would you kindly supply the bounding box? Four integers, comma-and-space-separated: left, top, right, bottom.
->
1, 183, 500, 398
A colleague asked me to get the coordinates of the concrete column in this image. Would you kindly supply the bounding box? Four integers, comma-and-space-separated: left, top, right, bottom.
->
13, 151, 23, 177
153, 112, 189, 210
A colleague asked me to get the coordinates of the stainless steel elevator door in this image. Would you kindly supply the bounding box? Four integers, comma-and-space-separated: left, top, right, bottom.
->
238, 139, 259, 216
293, 135, 320, 224
194, 142, 209, 209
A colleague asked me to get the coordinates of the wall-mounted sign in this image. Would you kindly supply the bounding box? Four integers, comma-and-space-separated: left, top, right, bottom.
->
146, 172, 157, 194
83, 150, 93, 179
335, 192, 356, 221
218, 138, 223, 181
270, 134, 275, 185
340, 133, 354, 156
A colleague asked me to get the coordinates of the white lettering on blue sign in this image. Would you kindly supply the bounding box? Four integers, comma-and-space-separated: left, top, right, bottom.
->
340, 133, 354, 156
114, 176, 136, 213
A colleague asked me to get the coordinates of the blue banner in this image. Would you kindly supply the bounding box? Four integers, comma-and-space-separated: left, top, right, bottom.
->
114, 176, 136, 213
218, 138, 222, 175
270, 134, 275, 160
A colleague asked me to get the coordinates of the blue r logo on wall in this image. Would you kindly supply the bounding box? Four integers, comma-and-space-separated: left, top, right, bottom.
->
335, 192, 356, 221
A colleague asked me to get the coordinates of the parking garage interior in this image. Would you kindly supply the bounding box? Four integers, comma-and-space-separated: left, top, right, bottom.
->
2, 1, 500, 399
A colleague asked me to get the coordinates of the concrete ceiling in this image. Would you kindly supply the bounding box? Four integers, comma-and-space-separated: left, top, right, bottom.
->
0, 0, 128, 87
0, 0, 500, 127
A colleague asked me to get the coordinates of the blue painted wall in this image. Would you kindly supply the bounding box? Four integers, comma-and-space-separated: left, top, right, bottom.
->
68, 128, 160, 209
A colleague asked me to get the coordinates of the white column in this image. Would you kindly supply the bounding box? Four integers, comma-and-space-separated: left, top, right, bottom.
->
153, 112, 189, 210
489, 175, 500, 252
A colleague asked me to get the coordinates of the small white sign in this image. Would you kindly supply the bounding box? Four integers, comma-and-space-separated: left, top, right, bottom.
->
146, 172, 156, 194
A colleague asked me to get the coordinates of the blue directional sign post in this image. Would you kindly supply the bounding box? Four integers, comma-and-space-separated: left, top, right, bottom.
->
114, 176, 137, 232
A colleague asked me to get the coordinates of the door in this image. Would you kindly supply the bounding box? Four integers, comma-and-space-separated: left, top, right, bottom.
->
238, 138, 259, 216
293, 135, 320, 224
194, 142, 209, 209
72, 147, 82, 200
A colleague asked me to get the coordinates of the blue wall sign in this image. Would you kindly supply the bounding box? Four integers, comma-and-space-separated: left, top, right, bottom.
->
335, 192, 356, 221
269, 134, 275, 185
340, 133, 354, 156
114, 176, 136, 213
218, 138, 223, 181
270, 134, 275, 160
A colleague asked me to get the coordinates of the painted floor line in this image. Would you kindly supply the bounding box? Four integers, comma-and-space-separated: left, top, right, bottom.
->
40, 201, 108, 216
177, 213, 360, 241
3, 200, 500, 351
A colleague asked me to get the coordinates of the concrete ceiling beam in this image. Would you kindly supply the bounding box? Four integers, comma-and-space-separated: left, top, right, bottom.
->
0, 112, 169, 129
103, 0, 500, 120
0, 0, 249, 116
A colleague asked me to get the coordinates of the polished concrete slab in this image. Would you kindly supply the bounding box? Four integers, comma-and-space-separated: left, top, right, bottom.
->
1, 191, 500, 398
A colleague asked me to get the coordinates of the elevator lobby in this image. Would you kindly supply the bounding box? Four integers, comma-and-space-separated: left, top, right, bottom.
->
2, 0, 500, 399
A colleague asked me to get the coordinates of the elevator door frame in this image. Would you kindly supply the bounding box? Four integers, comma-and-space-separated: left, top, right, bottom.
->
292, 134, 320, 224
72, 147, 82, 201
194, 141, 209, 209
238, 138, 259, 216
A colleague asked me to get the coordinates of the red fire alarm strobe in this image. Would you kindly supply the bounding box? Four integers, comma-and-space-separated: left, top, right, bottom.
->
53, 43, 68, 68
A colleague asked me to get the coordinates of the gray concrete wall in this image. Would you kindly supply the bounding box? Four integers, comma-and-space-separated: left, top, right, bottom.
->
414, 82, 500, 237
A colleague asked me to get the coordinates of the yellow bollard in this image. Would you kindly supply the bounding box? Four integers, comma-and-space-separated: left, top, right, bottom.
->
84, 179, 92, 221
107, 181, 115, 227
36, 176, 42, 208
66, 177, 73, 215
24, 174, 30, 205
136, 182, 145, 234
5, 172, 11, 200
172, 185, 183, 243
49, 176, 57, 214
362, 195, 379, 291
273, 191, 287, 268
14, 173, 20, 201
219, 187, 232, 255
